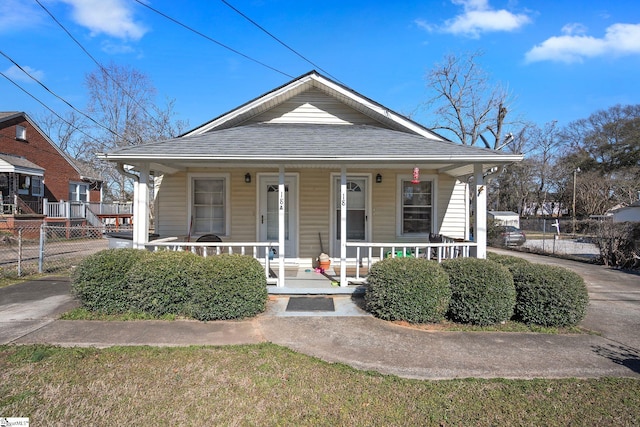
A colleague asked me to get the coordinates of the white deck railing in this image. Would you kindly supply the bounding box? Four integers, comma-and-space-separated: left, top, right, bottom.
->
145, 238, 281, 285
143, 236, 475, 288
345, 239, 477, 282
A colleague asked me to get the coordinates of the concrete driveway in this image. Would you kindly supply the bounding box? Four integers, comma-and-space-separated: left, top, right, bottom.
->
0, 276, 78, 344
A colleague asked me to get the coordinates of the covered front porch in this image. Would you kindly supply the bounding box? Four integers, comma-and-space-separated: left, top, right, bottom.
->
131, 163, 485, 292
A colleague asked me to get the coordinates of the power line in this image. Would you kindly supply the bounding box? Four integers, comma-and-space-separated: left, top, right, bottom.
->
0, 70, 105, 147
131, 0, 294, 79
220, 0, 342, 84
34, 0, 166, 132
0, 50, 125, 141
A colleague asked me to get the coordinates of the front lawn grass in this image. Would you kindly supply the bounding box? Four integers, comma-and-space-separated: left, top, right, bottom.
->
1, 344, 638, 426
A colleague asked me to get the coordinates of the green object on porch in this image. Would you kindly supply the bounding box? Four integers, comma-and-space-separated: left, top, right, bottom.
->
385, 250, 414, 258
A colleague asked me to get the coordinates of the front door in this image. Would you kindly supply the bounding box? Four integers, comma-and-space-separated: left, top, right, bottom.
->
333, 176, 369, 258
258, 175, 298, 258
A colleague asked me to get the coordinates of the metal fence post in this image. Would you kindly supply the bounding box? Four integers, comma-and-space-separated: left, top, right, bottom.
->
39, 223, 45, 274
18, 228, 22, 277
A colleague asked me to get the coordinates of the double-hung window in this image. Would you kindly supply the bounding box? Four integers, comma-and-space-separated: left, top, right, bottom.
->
191, 176, 228, 235
69, 183, 88, 201
399, 178, 434, 235
31, 176, 44, 197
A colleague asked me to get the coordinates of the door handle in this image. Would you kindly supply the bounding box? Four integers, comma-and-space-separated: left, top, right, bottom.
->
261, 215, 264, 224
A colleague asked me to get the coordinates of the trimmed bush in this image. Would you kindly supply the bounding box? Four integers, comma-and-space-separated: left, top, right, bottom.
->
365, 257, 451, 323
127, 251, 205, 317
509, 263, 589, 327
487, 252, 531, 269
186, 254, 268, 320
441, 258, 516, 325
71, 249, 150, 313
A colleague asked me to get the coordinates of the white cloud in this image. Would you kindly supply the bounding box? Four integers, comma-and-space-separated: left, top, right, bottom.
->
525, 23, 640, 63
3, 65, 46, 83
0, 0, 45, 32
420, 0, 531, 38
60, 0, 148, 40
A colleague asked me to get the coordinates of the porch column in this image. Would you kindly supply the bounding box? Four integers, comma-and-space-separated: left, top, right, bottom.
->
278, 166, 286, 287
339, 166, 347, 287
132, 163, 150, 250
472, 163, 487, 259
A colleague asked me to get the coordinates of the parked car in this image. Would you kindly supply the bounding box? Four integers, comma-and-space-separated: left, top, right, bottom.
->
499, 226, 526, 246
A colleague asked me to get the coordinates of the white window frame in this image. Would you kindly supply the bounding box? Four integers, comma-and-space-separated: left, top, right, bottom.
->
187, 173, 230, 237
396, 174, 438, 237
31, 176, 44, 197
69, 182, 89, 202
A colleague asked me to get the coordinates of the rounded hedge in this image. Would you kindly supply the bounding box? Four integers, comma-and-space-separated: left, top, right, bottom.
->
127, 251, 205, 317
72, 249, 268, 320
441, 258, 516, 325
487, 252, 531, 269
186, 254, 268, 321
71, 248, 150, 314
509, 263, 589, 327
364, 257, 451, 323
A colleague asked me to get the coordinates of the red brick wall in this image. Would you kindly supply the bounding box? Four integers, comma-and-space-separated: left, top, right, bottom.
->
0, 116, 83, 202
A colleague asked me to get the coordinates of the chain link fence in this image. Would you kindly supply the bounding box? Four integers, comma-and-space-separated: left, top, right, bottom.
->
0, 225, 108, 278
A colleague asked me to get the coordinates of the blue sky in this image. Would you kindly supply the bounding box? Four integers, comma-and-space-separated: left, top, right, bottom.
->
1, 0, 640, 137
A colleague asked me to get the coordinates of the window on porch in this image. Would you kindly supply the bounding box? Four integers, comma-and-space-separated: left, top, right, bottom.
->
192, 177, 226, 235
32, 176, 44, 197
400, 179, 432, 235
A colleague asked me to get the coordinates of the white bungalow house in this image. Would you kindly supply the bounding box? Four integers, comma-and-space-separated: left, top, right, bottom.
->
99, 71, 523, 292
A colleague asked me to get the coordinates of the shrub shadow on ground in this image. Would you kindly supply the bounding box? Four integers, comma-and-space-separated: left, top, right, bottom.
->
593, 343, 640, 374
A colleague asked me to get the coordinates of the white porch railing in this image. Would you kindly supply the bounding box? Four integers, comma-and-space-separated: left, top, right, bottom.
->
345, 239, 477, 282
143, 236, 476, 288
44, 200, 133, 220
145, 238, 281, 285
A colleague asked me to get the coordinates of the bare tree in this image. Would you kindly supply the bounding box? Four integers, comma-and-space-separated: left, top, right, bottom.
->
35, 111, 90, 159
424, 50, 514, 149
83, 62, 187, 201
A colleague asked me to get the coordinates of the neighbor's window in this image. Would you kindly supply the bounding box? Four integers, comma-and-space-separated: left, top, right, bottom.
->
31, 176, 44, 197
401, 180, 432, 235
192, 177, 226, 235
69, 183, 88, 201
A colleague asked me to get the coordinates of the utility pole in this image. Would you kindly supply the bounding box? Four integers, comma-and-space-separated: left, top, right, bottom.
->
572, 167, 580, 235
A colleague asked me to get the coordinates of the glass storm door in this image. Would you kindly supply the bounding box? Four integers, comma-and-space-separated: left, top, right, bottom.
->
334, 177, 368, 257
259, 176, 297, 258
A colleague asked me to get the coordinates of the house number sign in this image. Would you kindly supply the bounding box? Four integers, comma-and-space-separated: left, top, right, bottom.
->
279, 193, 284, 210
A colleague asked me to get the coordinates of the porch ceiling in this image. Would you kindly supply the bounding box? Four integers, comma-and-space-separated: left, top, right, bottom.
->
101, 124, 523, 178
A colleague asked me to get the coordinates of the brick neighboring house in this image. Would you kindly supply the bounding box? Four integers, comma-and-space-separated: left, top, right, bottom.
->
0, 111, 103, 229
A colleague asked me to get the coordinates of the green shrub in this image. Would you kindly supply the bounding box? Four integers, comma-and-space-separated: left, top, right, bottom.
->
509, 263, 589, 327
127, 251, 207, 317
71, 249, 150, 313
186, 254, 268, 320
441, 258, 516, 325
487, 252, 531, 269
365, 257, 451, 323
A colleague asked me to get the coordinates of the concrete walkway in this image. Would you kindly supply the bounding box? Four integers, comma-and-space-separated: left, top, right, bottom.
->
1, 250, 639, 380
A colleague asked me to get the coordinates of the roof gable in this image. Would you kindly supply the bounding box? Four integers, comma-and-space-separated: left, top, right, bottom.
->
184, 71, 446, 141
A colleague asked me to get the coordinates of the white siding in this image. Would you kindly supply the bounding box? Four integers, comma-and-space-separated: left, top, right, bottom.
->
248, 88, 380, 126
439, 176, 468, 239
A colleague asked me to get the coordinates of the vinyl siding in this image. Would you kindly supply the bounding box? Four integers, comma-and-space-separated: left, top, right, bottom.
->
247, 88, 380, 126
155, 168, 469, 258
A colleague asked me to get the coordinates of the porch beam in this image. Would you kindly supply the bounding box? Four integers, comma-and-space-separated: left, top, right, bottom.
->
340, 166, 347, 287
472, 163, 487, 259
133, 163, 150, 250
278, 166, 286, 287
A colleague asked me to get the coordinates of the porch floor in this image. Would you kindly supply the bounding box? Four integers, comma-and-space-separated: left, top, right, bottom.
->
267, 267, 368, 295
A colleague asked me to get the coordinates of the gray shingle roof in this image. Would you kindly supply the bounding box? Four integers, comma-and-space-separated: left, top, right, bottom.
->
105, 123, 516, 162
0, 153, 44, 171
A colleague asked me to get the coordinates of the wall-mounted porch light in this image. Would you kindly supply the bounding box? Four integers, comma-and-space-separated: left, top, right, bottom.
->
376, 173, 382, 183
245, 173, 252, 183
